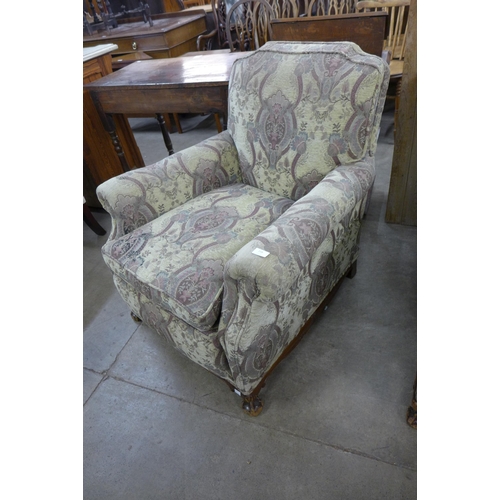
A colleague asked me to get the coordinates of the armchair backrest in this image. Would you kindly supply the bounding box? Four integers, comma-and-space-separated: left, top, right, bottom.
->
227, 42, 390, 201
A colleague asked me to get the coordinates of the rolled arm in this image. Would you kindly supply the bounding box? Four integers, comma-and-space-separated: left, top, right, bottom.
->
97, 131, 242, 240
224, 158, 375, 300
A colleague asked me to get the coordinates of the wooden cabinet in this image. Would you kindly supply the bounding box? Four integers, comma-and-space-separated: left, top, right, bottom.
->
83, 44, 144, 208
83, 12, 207, 67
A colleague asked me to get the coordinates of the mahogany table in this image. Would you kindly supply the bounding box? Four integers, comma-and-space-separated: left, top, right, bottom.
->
85, 51, 249, 171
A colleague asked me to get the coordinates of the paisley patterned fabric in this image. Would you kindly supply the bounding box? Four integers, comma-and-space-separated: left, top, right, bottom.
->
113, 274, 234, 382
228, 42, 389, 200
97, 42, 389, 396
102, 184, 293, 331
97, 131, 242, 241
218, 160, 372, 392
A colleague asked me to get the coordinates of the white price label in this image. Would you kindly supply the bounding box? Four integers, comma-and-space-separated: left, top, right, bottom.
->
252, 248, 270, 258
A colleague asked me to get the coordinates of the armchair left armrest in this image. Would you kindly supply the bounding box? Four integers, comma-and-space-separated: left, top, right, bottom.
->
97, 131, 242, 240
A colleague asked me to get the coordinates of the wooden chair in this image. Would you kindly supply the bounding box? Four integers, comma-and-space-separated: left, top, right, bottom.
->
266, 0, 357, 17
197, 0, 232, 51
304, 0, 357, 16
267, 0, 301, 18
356, 0, 411, 133
226, 0, 275, 52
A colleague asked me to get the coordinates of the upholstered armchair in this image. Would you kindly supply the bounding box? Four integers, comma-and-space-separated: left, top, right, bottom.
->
97, 42, 389, 416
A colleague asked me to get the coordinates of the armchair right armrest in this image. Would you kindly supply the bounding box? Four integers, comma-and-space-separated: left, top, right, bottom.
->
218, 158, 375, 394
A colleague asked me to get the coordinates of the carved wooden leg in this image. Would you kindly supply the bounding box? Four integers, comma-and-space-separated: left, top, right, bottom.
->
130, 312, 142, 323
242, 395, 263, 417
155, 113, 175, 155
107, 118, 131, 172
407, 375, 417, 429
89, 91, 132, 172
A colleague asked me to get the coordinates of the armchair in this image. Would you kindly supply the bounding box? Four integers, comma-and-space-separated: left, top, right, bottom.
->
97, 42, 389, 416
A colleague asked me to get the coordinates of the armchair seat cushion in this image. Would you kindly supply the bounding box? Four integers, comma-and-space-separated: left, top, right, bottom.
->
102, 183, 293, 331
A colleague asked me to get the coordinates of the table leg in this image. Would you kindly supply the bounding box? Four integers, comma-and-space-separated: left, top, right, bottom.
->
90, 91, 131, 172
156, 114, 175, 155
108, 119, 132, 171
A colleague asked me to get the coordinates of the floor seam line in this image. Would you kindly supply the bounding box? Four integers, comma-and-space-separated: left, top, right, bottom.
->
103, 373, 417, 472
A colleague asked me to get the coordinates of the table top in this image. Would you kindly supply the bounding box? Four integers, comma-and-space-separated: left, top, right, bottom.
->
85, 51, 251, 91
83, 43, 118, 62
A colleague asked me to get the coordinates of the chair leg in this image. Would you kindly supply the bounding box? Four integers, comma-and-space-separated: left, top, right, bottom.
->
130, 311, 142, 323
407, 375, 417, 429
346, 260, 357, 279
83, 202, 106, 235
214, 113, 223, 133
242, 394, 264, 417
172, 113, 183, 134
162, 113, 174, 133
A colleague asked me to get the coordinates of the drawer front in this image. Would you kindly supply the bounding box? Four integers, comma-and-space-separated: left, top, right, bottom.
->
162, 17, 207, 47
86, 18, 207, 56
112, 33, 167, 53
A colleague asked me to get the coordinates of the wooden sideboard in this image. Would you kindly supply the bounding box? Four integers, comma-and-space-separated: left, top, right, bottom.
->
83, 11, 207, 68
83, 44, 144, 208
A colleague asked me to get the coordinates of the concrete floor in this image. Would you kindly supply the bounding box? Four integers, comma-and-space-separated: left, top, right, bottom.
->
83, 109, 417, 499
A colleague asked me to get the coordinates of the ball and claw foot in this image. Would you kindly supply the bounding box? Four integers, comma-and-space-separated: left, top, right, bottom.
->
242, 395, 263, 417
130, 312, 142, 323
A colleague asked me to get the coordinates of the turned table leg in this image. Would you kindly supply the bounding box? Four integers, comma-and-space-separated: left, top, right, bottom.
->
156, 113, 175, 155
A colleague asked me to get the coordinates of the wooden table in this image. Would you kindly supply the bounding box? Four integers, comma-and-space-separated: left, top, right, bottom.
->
83, 11, 207, 69
85, 51, 249, 171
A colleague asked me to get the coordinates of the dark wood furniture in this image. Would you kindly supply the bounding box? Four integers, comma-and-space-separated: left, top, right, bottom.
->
85, 51, 249, 169
385, 0, 416, 225
83, 44, 144, 208
226, 0, 275, 52
83, 11, 207, 68
270, 11, 388, 57
84, 201, 106, 235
